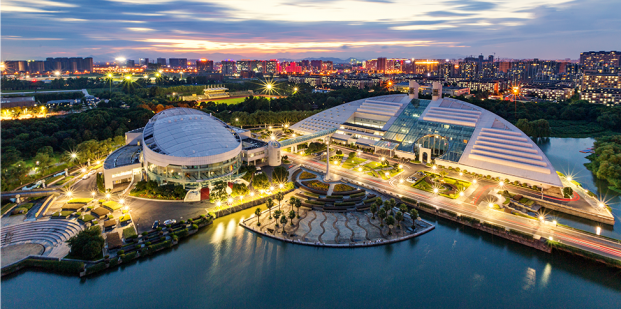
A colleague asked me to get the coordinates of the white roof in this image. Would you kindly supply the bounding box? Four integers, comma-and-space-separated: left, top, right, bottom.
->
290, 94, 410, 134
426, 98, 562, 187
145, 108, 240, 158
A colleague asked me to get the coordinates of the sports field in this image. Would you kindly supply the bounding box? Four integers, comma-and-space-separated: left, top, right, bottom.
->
209, 97, 248, 104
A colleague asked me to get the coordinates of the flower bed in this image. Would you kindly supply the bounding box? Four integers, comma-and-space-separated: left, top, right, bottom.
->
333, 184, 356, 192
302, 180, 329, 192
299, 171, 317, 180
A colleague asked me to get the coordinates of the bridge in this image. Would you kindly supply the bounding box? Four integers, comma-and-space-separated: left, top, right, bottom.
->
1, 189, 60, 200
279, 127, 337, 152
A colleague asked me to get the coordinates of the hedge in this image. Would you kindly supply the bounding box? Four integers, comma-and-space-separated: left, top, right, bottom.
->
124, 251, 137, 261
67, 198, 93, 204
482, 222, 505, 232
418, 202, 435, 210
508, 229, 534, 240
460, 215, 480, 225
439, 209, 457, 217
350, 192, 366, 198
85, 262, 107, 275
335, 201, 355, 206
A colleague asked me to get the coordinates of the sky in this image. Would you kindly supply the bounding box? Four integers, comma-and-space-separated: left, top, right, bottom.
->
1, 0, 620, 62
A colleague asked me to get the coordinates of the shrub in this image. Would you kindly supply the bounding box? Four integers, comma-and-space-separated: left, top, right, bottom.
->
300, 171, 316, 179
333, 184, 356, 192
191, 224, 198, 230
66, 226, 105, 260
142, 231, 148, 236
156, 227, 162, 231
85, 262, 107, 275
118, 250, 125, 255
146, 241, 152, 245
123, 227, 137, 239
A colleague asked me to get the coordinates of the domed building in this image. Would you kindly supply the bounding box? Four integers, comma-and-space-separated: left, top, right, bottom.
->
103, 108, 248, 192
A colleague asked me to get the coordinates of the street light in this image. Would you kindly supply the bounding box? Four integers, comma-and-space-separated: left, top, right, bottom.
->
270, 186, 274, 191
81, 168, 86, 173
66, 191, 73, 197
459, 192, 464, 197
598, 202, 605, 208
488, 203, 493, 208
228, 197, 233, 204
499, 181, 504, 187
120, 198, 125, 204
473, 179, 477, 184
398, 164, 403, 169
459, 172, 463, 176
106, 193, 111, 199
250, 191, 255, 197
91, 191, 95, 197
432, 165, 437, 170
567, 176, 572, 182
433, 188, 439, 194
279, 183, 284, 189
358, 167, 362, 172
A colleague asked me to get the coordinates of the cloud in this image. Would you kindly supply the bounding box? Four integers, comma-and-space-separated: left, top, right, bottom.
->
126, 27, 157, 32
390, 24, 456, 31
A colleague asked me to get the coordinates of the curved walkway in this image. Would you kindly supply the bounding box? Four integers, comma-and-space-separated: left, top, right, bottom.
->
241, 207, 435, 248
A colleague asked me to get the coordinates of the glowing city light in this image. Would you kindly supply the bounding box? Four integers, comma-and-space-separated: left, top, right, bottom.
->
66, 191, 73, 197
358, 167, 362, 172
106, 193, 111, 199
499, 181, 504, 186
279, 183, 284, 189
120, 199, 125, 204
434, 188, 439, 194
488, 203, 493, 208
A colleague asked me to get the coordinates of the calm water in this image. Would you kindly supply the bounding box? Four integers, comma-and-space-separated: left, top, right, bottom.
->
2, 138, 621, 309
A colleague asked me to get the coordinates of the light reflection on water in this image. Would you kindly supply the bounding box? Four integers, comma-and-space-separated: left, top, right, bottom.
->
1, 138, 621, 309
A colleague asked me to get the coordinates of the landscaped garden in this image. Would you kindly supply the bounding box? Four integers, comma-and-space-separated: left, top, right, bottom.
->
130, 180, 186, 200
362, 160, 403, 180
303, 180, 330, 192
102, 200, 123, 210
333, 184, 356, 192
67, 198, 93, 204
299, 171, 317, 180
412, 171, 472, 199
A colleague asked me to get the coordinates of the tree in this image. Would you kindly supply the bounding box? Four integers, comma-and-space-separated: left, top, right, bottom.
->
266, 198, 274, 219
385, 216, 395, 235
253, 172, 270, 191
288, 210, 296, 226
66, 226, 105, 259
274, 210, 282, 227
563, 187, 574, 198
348, 151, 356, 161
211, 181, 228, 203
378, 208, 387, 227
280, 215, 288, 233
410, 209, 419, 228
255, 207, 262, 226
275, 191, 284, 211
294, 198, 302, 218
395, 211, 404, 230
272, 166, 289, 184
399, 203, 408, 214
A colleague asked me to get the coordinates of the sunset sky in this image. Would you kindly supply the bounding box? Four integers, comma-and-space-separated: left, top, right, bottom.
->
2, 0, 620, 61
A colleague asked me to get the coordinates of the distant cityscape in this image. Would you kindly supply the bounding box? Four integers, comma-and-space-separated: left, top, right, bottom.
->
1, 51, 619, 105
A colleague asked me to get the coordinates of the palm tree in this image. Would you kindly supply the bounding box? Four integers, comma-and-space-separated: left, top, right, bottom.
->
289, 196, 297, 211
266, 198, 274, 219
370, 203, 378, 219
399, 203, 408, 214
274, 210, 282, 227
378, 208, 387, 227
294, 198, 302, 219
395, 211, 404, 233
410, 209, 419, 228
288, 210, 296, 226
280, 215, 288, 233
385, 216, 395, 235
439, 170, 448, 182
254, 207, 262, 226
275, 191, 284, 211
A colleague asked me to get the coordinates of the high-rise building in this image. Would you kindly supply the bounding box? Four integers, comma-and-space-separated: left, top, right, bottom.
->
196, 59, 214, 72
265, 60, 278, 74
169, 58, 188, 68
27, 60, 45, 73
377, 57, 387, 73
310, 60, 323, 71
221, 60, 236, 75
580, 51, 621, 72
157, 58, 167, 66
140, 58, 150, 66
126, 60, 135, 67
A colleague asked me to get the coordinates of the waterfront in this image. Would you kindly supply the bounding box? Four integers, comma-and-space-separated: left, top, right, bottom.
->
2, 138, 621, 308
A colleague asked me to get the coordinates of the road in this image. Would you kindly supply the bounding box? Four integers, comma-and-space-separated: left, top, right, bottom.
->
289, 151, 621, 261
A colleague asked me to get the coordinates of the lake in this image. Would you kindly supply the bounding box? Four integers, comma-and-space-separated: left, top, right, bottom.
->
2, 138, 620, 309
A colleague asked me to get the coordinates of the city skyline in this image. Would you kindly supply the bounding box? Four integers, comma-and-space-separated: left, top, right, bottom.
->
2, 0, 620, 61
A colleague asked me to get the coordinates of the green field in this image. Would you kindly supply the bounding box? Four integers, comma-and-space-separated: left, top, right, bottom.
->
209, 97, 249, 105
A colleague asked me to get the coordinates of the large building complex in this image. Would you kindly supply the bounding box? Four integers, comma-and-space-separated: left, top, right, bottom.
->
103, 108, 279, 193
289, 83, 563, 189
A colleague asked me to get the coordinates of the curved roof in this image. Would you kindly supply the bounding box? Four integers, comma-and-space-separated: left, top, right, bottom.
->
142, 108, 240, 158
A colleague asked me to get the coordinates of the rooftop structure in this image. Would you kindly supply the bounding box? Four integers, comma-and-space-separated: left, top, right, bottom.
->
289, 92, 563, 188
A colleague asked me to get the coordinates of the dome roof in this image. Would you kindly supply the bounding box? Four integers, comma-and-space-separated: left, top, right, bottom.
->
142, 108, 240, 158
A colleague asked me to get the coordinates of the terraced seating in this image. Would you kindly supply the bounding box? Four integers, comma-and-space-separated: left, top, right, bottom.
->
1, 219, 83, 248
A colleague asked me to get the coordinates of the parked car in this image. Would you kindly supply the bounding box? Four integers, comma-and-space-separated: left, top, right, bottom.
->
164, 219, 176, 225
152, 220, 159, 229
406, 176, 417, 183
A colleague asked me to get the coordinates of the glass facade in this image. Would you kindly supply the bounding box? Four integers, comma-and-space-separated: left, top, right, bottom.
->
145, 155, 243, 188
377, 99, 475, 162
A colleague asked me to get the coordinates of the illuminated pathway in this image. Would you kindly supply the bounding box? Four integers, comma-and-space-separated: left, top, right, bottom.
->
289, 152, 621, 261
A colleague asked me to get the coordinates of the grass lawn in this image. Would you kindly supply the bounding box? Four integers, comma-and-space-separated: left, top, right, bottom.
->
103, 201, 122, 210
209, 97, 248, 105
342, 157, 367, 169
1, 203, 16, 215
67, 198, 93, 204
364, 162, 382, 169
123, 226, 137, 239
81, 214, 95, 222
